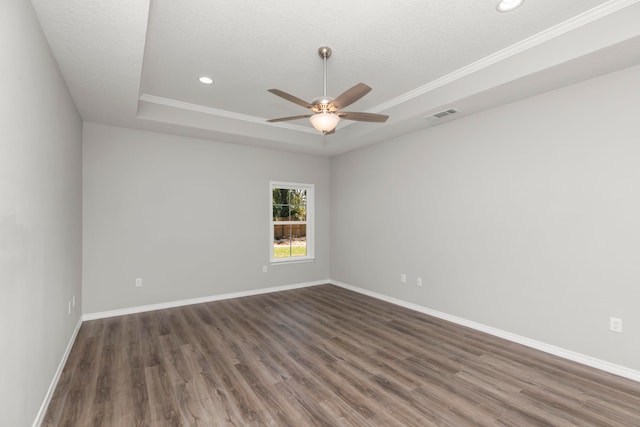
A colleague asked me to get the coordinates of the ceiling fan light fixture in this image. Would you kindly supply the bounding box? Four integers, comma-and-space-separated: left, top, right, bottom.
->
309, 113, 340, 134
497, 0, 524, 12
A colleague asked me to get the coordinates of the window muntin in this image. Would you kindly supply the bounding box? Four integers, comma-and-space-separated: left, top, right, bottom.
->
270, 182, 314, 263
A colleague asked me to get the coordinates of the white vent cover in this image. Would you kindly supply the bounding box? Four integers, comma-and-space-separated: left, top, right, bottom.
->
425, 108, 459, 119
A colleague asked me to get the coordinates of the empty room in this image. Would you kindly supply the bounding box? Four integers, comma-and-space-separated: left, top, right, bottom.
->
3, 0, 640, 425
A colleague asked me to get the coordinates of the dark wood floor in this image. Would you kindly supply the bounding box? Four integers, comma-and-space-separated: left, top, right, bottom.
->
44, 284, 640, 426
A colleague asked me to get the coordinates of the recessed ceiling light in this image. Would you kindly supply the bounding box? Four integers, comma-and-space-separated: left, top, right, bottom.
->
198, 76, 214, 85
497, 0, 524, 12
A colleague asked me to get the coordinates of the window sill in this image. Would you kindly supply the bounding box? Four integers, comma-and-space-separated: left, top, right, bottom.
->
270, 257, 315, 265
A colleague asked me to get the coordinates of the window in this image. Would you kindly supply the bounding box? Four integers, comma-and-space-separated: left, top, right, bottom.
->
270, 181, 314, 263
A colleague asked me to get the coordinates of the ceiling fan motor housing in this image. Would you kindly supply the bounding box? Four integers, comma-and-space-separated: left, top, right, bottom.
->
311, 97, 336, 113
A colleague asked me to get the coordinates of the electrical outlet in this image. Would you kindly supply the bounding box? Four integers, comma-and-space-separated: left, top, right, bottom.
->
610, 317, 622, 333
417, 277, 422, 287
400, 274, 406, 283
262, 265, 268, 273
135, 278, 143, 287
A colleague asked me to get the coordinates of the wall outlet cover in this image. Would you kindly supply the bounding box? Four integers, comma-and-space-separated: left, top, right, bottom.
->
610, 317, 622, 333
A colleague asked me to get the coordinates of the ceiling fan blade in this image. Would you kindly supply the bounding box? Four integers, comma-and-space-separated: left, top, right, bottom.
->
267, 89, 312, 109
324, 128, 336, 136
338, 111, 389, 123
267, 114, 312, 123
329, 83, 372, 111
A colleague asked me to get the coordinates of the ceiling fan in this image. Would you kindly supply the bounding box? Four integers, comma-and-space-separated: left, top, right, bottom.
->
267, 46, 389, 135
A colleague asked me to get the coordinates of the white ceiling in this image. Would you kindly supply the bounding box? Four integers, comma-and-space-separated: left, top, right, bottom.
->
31, 0, 640, 156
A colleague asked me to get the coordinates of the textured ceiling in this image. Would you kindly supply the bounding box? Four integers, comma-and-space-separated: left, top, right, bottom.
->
31, 0, 640, 156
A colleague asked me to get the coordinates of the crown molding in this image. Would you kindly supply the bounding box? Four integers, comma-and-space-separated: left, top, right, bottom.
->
373, 0, 640, 113
139, 93, 318, 134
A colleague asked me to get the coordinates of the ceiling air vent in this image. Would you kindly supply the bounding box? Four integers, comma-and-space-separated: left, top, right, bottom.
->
426, 108, 459, 119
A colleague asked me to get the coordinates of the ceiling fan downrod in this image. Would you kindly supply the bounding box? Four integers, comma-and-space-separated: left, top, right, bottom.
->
318, 46, 332, 98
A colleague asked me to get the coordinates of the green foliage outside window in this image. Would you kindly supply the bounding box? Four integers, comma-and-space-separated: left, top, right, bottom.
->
272, 188, 307, 221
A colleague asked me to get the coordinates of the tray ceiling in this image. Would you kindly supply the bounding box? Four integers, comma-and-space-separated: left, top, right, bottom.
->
31, 0, 640, 155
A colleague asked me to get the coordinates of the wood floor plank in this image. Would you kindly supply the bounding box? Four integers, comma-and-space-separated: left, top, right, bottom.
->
44, 284, 640, 426
122, 315, 151, 426
145, 364, 182, 427
184, 339, 272, 424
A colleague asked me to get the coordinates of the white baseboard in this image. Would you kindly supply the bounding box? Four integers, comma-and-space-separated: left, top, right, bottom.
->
33, 317, 83, 427
83, 280, 328, 321
330, 280, 640, 383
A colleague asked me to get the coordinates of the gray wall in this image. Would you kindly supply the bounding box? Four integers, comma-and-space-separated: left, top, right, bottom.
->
0, 0, 83, 425
83, 123, 330, 314
331, 64, 640, 371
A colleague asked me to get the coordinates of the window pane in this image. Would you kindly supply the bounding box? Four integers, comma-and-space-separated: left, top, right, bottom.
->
290, 189, 307, 205
273, 224, 291, 258
272, 188, 291, 205
289, 189, 307, 221
273, 188, 308, 221
289, 204, 306, 221
273, 204, 290, 221
291, 224, 307, 257
273, 224, 307, 258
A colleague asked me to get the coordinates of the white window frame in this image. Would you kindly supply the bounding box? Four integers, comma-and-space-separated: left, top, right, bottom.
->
270, 181, 314, 264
